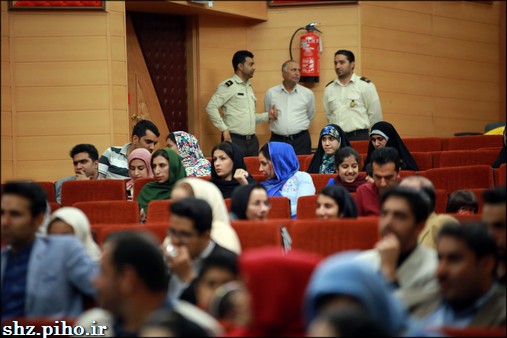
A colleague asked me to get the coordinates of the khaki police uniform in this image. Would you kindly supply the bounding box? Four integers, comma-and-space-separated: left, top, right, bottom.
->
206, 74, 269, 156
323, 72, 382, 140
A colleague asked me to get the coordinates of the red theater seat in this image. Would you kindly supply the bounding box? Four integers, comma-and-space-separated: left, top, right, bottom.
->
73, 201, 140, 224
133, 177, 156, 202
60, 180, 127, 206
442, 135, 503, 151
290, 217, 379, 256
231, 220, 286, 250
404, 137, 442, 152
419, 165, 494, 193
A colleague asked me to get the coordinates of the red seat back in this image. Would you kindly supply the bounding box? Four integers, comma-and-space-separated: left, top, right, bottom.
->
60, 180, 127, 206
36, 181, 56, 202
403, 137, 442, 152
296, 194, 318, 219
434, 189, 448, 214
438, 150, 500, 168
442, 135, 503, 151
411, 152, 433, 171
290, 217, 379, 256
96, 223, 168, 246
498, 164, 506, 186
419, 165, 494, 193
297, 154, 312, 171
244, 156, 261, 175
133, 177, 156, 202
231, 220, 286, 250
73, 200, 140, 224
310, 174, 334, 193
350, 140, 369, 153
146, 199, 171, 224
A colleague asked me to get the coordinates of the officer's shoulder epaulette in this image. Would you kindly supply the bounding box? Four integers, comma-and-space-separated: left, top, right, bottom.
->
224, 80, 234, 87
360, 76, 371, 83
325, 80, 334, 87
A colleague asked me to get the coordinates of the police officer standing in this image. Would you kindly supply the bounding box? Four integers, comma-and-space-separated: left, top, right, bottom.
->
323, 49, 382, 141
206, 50, 277, 157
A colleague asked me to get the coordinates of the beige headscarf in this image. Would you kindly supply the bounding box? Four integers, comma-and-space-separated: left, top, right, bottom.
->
172, 177, 241, 254
48, 207, 102, 261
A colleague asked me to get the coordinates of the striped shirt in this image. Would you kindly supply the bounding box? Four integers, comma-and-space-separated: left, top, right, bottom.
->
98, 143, 131, 179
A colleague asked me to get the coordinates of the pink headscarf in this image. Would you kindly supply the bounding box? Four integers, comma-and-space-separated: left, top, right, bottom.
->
126, 148, 153, 191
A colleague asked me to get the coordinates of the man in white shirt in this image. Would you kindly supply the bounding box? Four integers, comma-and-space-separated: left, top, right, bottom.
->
323, 50, 382, 140
265, 60, 315, 155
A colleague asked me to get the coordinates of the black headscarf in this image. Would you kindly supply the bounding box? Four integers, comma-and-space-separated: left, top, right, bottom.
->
307, 124, 351, 173
362, 121, 419, 171
319, 185, 358, 218
230, 184, 267, 220
211, 141, 255, 199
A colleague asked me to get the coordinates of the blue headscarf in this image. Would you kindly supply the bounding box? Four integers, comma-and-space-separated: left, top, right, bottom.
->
261, 142, 300, 197
304, 251, 409, 336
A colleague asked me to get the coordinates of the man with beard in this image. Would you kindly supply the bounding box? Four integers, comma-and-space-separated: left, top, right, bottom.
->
206, 50, 277, 157
413, 222, 505, 328
355, 186, 438, 308
482, 187, 506, 285
323, 49, 382, 140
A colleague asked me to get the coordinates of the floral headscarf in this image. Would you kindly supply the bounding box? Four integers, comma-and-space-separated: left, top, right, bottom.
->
172, 131, 211, 177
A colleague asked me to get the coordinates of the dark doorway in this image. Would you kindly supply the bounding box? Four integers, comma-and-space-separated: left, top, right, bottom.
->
130, 12, 188, 132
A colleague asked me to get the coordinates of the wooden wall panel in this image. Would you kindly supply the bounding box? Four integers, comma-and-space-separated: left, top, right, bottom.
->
1, 61, 9, 86
14, 37, 108, 62
361, 1, 502, 137
1, 111, 12, 136
14, 61, 109, 87
16, 135, 111, 161
1, 162, 13, 182
15, 86, 109, 112
16, 111, 110, 136
13, 13, 107, 36
3, 3, 129, 182
1, 137, 12, 160
1, 37, 8, 65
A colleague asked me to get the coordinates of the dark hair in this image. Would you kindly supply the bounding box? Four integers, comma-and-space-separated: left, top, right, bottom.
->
335, 49, 355, 62
151, 148, 170, 170
2, 181, 47, 217
70, 143, 99, 162
380, 186, 431, 224
312, 308, 388, 337
446, 190, 479, 214
197, 253, 239, 284
259, 143, 271, 161
483, 186, 506, 205
371, 147, 401, 172
170, 197, 212, 234
166, 132, 176, 144
212, 141, 234, 161
132, 119, 160, 138
142, 309, 211, 337
104, 231, 169, 293
319, 185, 358, 218
334, 147, 360, 167
232, 50, 254, 72
438, 221, 498, 262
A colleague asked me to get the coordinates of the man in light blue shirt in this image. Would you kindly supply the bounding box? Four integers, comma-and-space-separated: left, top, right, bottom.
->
412, 222, 506, 328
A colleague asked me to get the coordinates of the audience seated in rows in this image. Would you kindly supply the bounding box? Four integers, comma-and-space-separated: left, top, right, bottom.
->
229, 184, 270, 221
228, 247, 321, 337
84, 231, 171, 336
55, 143, 99, 204
170, 178, 241, 254
354, 186, 438, 311
482, 187, 506, 285
259, 142, 315, 218
305, 251, 423, 337
307, 124, 351, 174
1, 181, 98, 320
164, 198, 238, 305
166, 131, 211, 177
400, 176, 458, 250
411, 222, 506, 329
136, 148, 187, 215
211, 141, 255, 199
355, 147, 401, 216
363, 121, 419, 172
325, 146, 368, 192
126, 148, 153, 201
446, 189, 479, 214
99, 119, 160, 179
315, 185, 357, 219
47, 207, 101, 261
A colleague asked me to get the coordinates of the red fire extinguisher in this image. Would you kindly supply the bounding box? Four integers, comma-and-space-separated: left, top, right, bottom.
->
290, 23, 322, 83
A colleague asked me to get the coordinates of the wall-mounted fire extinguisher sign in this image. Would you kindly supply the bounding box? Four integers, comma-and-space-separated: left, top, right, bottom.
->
290, 22, 322, 83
